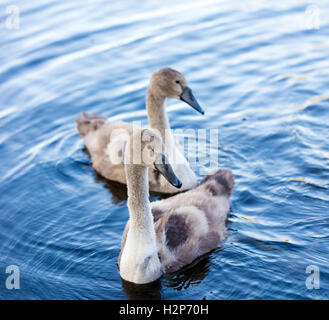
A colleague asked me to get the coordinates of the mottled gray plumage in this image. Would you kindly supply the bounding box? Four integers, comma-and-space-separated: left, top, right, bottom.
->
165, 215, 188, 250
119, 168, 234, 274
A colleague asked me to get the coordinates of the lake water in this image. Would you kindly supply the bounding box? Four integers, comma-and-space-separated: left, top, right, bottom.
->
0, 0, 328, 299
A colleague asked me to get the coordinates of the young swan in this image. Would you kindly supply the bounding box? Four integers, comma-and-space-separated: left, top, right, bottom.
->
75, 67, 204, 194
118, 128, 234, 284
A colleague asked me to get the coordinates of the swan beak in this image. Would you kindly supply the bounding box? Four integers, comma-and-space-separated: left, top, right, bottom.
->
154, 154, 182, 189
180, 86, 205, 115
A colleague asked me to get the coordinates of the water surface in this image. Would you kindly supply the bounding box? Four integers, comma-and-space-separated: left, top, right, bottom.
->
0, 0, 328, 299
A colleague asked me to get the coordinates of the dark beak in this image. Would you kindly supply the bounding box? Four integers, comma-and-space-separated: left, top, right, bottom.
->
180, 86, 205, 115
154, 154, 182, 189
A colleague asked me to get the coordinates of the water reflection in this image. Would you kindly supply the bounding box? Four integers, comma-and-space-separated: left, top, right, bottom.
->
121, 278, 162, 300
121, 253, 213, 299
94, 172, 128, 204
163, 252, 213, 291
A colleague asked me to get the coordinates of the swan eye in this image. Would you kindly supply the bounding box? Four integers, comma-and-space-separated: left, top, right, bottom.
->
175, 80, 180, 84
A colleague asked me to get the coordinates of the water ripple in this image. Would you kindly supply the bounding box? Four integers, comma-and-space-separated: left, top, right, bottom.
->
0, 0, 328, 299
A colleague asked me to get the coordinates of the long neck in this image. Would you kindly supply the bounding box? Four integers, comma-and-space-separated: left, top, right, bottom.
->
125, 164, 154, 233
121, 161, 162, 283
146, 88, 175, 155
146, 89, 170, 139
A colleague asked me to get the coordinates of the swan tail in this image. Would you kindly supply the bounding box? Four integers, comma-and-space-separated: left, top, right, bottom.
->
199, 169, 235, 197
75, 112, 106, 137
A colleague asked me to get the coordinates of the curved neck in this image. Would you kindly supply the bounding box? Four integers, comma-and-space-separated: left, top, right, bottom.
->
146, 89, 170, 139
146, 88, 175, 155
121, 160, 162, 283
125, 164, 154, 233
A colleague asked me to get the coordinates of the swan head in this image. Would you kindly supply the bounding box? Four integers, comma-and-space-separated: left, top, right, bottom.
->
127, 128, 182, 189
149, 67, 204, 115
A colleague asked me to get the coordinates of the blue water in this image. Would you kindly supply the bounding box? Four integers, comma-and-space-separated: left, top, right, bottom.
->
0, 0, 328, 300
